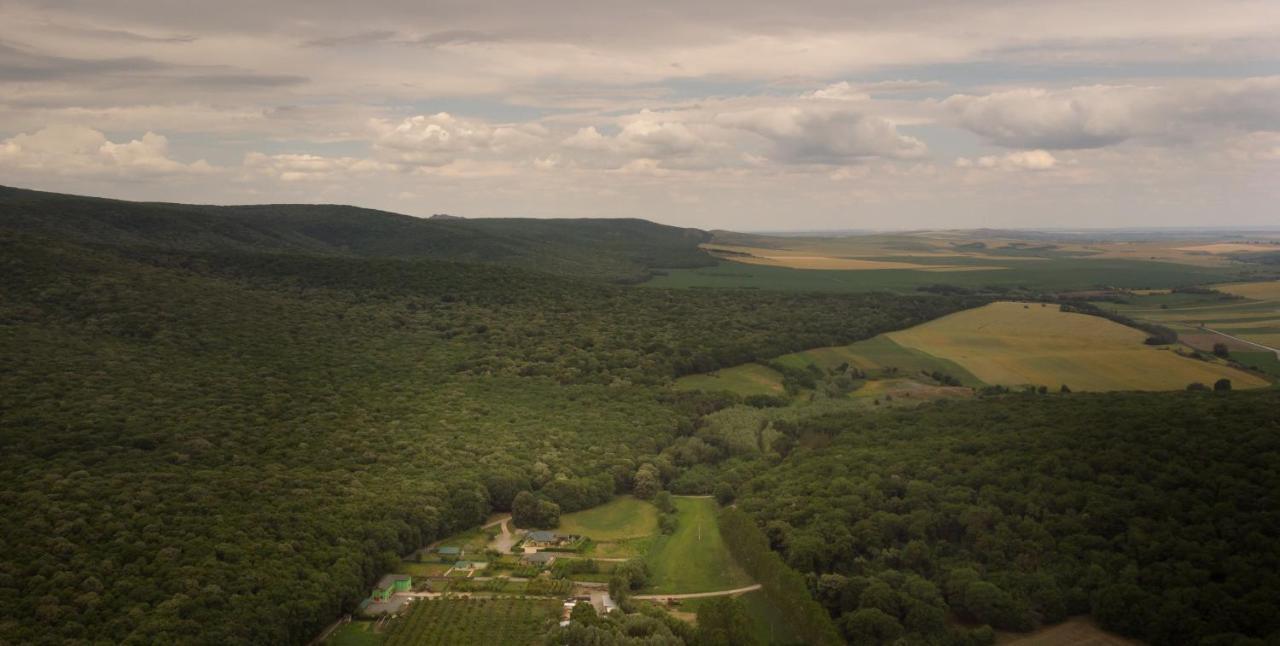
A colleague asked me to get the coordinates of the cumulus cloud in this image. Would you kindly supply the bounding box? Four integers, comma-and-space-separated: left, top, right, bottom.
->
562, 112, 708, 162
0, 125, 211, 176
943, 77, 1280, 149
370, 113, 544, 167
718, 106, 926, 163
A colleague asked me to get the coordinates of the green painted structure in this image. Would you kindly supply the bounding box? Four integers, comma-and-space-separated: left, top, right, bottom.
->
371, 574, 412, 601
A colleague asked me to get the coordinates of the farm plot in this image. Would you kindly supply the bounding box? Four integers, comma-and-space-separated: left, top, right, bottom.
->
886, 302, 1269, 391
644, 497, 753, 594
382, 598, 559, 646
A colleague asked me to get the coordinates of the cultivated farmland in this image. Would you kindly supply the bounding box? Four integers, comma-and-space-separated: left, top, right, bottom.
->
381, 598, 559, 646
886, 302, 1269, 391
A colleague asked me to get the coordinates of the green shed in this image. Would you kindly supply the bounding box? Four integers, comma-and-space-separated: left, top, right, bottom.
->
372, 574, 412, 601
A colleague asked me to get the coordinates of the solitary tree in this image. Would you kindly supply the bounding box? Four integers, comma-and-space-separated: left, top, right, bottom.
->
1212, 343, 1230, 358
1214, 378, 1232, 392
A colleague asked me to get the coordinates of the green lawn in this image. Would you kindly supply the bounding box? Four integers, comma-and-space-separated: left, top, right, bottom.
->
647, 258, 1242, 293
673, 363, 786, 396
557, 495, 660, 541
644, 497, 753, 594
327, 620, 383, 646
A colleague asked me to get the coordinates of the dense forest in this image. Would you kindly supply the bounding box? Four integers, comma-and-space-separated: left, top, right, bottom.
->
0, 207, 977, 644
0, 185, 715, 282
715, 392, 1280, 644
5, 188, 1279, 645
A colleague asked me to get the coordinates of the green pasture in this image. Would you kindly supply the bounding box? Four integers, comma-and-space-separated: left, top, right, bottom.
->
644, 497, 753, 594
673, 362, 786, 396
557, 496, 660, 541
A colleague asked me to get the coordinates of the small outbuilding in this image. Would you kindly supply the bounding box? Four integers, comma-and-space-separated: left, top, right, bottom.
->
522, 552, 557, 567
372, 574, 412, 601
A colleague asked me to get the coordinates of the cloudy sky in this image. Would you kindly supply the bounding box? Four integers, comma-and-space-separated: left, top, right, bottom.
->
2, 1, 1278, 230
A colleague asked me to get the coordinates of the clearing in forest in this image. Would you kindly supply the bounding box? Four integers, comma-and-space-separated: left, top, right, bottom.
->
776, 335, 985, 387
556, 496, 660, 541
886, 302, 1269, 391
644, 497, 753, 594
673, 362, 785, 396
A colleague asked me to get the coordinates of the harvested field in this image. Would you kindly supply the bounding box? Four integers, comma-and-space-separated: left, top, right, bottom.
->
885, 302, 1269, 391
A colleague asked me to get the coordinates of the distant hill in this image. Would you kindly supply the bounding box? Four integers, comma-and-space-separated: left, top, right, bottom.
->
0, 185, 714, 282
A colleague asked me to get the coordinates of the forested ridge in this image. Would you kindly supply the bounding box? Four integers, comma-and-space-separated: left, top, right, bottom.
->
718, 392, 1280, 644
0, 185, 715, 282
0, 219, 977, 644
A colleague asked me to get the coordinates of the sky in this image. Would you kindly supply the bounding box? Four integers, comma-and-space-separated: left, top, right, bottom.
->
1, 1, 1278, 230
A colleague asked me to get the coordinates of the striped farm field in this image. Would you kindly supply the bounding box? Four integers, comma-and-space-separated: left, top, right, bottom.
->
382, 598, 559, 646
885, 302, 1269, 392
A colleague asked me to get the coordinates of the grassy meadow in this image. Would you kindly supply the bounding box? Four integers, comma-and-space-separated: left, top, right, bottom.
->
644, 497, 753, 594
776, 334, 985, 387
672, 362, 787, 396
886, 302, 1268, 391
557, 495, 660, 541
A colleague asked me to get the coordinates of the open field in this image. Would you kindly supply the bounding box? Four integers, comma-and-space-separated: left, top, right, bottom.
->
996, 616, 1138, 646
673, 362, 786, 396
557, 496, 659, 541
775, 334, 985, 387
886, 302, 1269, 391
644, 497, 753, 594
382, 598, 559, 646
1110, 281, 1280, 360
647, 258, 1246, 293
1214, 279, 1280, 299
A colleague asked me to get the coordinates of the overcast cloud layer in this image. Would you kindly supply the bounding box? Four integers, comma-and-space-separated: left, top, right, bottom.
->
2, 1, 1278, 229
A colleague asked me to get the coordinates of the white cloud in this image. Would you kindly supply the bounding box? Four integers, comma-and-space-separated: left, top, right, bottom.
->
369, 113, 544, 167
242, 152, 393, 181
943, 77, 1280, 149
0, 125, 212, 177
956, 149, 1058, 171
718, 106, 927, 163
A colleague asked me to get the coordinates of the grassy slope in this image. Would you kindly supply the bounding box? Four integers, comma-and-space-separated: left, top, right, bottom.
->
646, 258, 1245, 293
673, 363, 787, 396
778, 335, 985, 387
557, 496, 660, 541
645, 498, 753, 594
887, 302, 1268, 391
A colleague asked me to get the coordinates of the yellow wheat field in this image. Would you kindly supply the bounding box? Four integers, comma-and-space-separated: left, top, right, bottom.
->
886, 302, 1269, 391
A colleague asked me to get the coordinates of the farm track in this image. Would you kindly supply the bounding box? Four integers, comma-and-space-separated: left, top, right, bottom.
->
633, 584, 762, 600
1201, 327, 1280, 358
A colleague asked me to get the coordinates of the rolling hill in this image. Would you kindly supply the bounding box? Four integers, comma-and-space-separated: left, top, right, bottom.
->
0, 185, 714, 282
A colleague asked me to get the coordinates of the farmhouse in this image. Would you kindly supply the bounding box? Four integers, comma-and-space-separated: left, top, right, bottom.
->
525, 531, 578, 548
371, 574, 411, 601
